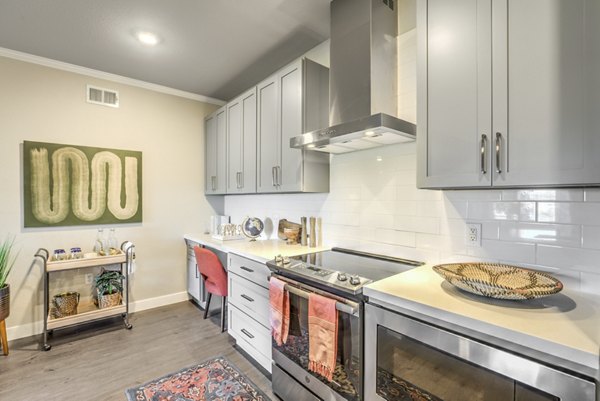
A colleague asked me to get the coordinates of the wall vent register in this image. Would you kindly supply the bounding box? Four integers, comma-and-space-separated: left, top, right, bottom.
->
87, 85, 119, 108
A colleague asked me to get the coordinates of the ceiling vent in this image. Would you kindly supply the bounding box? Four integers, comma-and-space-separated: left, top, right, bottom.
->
86, 85, 119, 108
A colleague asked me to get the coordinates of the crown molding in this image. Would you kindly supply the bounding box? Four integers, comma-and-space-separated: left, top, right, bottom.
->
0, 47, 226, 106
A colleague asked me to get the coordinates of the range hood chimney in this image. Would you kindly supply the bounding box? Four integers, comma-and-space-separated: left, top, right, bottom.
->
290, 0, 416, 154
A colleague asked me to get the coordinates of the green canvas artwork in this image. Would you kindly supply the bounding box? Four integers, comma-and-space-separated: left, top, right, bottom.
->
23, 141, 143, 227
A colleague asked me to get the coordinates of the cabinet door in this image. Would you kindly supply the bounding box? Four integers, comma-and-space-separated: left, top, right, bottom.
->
240, 88, 257, 193
215, 106, 228, 194
416, 0, 492, 189
257, 75, 280, 193
492, 0, 600, 186
204, 113, 217, 194
186, 244, 200, 302
227, 88, 257, 194
227, 96, 243, 193
278, 60, 304, 192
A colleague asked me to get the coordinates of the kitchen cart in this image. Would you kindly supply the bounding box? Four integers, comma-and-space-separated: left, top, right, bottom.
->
34, 241, 134, 351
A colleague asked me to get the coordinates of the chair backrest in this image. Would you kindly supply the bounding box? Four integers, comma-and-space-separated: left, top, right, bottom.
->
193, 246, 228, 297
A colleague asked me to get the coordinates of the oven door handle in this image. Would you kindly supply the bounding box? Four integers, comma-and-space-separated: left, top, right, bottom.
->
271, 275, 360, 317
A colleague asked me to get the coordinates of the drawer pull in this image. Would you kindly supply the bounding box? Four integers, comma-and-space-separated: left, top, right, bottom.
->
240, 266, 254, 273
241, 328, 254, 339
241, 294, 254, 302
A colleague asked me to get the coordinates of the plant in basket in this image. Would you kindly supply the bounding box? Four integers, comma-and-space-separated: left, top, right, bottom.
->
94, 269, 124, 309
0, 236, 17, 322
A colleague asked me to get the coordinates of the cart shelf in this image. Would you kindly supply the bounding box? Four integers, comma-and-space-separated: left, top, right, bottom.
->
48, 301, 126, 330
35, 242, 134, 351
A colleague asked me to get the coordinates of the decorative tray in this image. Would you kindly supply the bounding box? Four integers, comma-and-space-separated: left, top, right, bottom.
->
432, 263, 563, 300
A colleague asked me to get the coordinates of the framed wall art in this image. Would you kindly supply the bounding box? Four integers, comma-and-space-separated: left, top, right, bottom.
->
23, 141, 143, 227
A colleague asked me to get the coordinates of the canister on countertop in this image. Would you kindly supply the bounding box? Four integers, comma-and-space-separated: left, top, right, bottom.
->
309, 217, 316, 247
301, 217, 308, 246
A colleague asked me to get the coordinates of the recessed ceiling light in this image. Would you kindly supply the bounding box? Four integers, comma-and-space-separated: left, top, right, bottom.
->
136, 31, 159, 46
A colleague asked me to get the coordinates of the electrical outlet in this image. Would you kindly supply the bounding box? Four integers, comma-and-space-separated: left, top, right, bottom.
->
85, 273, 94, 284
466, 223, 482, 247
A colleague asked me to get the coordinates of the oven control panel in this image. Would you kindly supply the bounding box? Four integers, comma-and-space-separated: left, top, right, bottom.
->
270, 255, 371, 295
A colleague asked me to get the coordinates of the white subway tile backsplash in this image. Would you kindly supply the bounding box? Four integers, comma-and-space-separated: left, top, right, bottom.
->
537, 245, 600, 273
394, 215, 439, 234
224, 143, 600, 289
584, 188, 600, 202
444, 190, 502, 202
467, 202, 536, 221
582, 226, 600, 249
466, 240, 536, 264
499, 222, 582, 247
538, 202, 600, 225
501, 189, 584, 202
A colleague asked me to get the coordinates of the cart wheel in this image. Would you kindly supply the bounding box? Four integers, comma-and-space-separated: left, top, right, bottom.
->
125, 323, 133, 330
43, 344, 52, 351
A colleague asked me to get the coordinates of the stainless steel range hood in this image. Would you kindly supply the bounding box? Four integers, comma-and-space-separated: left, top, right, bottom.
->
290, 0, 416, 154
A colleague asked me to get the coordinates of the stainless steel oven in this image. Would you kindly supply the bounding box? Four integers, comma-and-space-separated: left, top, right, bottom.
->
271, 274, 362, 401
365, 303, 597, 401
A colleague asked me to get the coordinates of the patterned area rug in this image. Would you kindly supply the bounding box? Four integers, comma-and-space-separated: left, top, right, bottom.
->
125, 356, 271, 401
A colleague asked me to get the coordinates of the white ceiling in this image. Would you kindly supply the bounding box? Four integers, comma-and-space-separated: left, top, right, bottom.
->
0, 0, 330, 101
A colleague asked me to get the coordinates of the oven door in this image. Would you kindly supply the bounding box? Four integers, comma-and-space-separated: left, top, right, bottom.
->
364, 303, 596, 401
271, 275, 363, 401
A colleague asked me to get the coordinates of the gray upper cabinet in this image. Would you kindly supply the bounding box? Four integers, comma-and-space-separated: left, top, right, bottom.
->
418, 0, 600, 189
205, 106, 227, 194
257, 58, 330, 193
227, 88, 257, 194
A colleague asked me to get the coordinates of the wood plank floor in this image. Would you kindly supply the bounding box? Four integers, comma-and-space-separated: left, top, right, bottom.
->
0, 301, 276, 401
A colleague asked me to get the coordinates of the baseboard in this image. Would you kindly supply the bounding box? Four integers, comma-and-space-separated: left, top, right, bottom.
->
7, 291, 191, 341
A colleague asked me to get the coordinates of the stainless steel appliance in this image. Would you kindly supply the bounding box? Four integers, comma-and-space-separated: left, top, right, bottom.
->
267, 248, 423, 401
290, 0, 417, 154
365, 303, 597, 401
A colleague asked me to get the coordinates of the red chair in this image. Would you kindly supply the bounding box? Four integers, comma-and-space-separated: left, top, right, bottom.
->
193, 246, 228, 332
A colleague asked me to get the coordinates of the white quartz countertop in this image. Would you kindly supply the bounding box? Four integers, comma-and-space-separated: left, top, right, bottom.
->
364, 265, 600, 372
184, 233, 329, 263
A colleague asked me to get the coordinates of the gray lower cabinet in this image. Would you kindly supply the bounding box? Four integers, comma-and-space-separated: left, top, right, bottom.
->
227, 88, 257, 194
257, 58, 330, 193
205, 106, 227, 195
227, 253, 272, 372
185, 240, 206, 308
417, 0, 600, 189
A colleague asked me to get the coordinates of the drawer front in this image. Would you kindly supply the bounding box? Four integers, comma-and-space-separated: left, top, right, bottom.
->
229, 305, 272, 367
229, 273, 270, 329
228, 253, 270, 288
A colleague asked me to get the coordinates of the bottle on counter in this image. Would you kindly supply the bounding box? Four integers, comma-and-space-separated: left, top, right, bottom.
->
93, 228, 105, 254
309, 217, 317, 248
107, 228, 118, 250
301, 217, 308, 246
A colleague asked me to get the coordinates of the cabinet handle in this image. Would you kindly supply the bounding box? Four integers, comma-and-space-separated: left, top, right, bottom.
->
211, 176, 216, 191
240, 266, 254, 273
236, 172, 240, 189
272, 167, 276, 187
495, 132, 502, 174
241, 294, 254, 302
195, 264, 198, 279
276, 166, 281, 187
241, 328, 254, 339
480, 134, 487, 174
239, 171, 243, 189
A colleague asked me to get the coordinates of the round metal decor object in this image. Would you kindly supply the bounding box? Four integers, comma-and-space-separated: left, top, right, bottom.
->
432, 263, 563, 300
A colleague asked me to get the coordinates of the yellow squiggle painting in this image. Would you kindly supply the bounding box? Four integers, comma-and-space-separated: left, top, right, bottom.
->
23, 141, 142, 227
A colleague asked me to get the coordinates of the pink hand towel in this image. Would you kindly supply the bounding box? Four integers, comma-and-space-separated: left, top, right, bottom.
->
308, 293, 338, 382
269, 277, 289, 346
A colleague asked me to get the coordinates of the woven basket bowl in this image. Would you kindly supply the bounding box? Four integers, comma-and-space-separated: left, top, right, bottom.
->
432, 263, 563, 300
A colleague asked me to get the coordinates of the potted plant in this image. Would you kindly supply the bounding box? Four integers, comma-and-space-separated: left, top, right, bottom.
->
94, 269, 124, 309
0, 236, 16, 323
